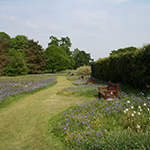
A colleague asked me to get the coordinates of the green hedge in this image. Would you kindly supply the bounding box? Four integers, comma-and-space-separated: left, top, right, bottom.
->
91, 44, 150, 88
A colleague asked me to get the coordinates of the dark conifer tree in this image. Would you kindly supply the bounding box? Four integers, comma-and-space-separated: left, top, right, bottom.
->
0, 32, 11, 75
24, 40, 46, 74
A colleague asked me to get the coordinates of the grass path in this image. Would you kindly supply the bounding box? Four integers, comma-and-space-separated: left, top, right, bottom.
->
0, 76, 90, 150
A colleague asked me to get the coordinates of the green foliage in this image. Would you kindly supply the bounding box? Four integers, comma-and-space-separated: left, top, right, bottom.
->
3, 52, 28, 76
132, 44, 150, 87
0, 33, 11, 75
92, 44, 150, 88
107, 54, 121, 82
48, 36, 72, 56
110, 46, 137, 55
0, 32, 10, 41
24, 39, 46, 74
44, 45, 70, 72
72, 48, 93, 69
48, 36, 60, 46
60, 37, 72, 56
68, 56, 75, 69
10, 35, 28, 50
76, 65, 91, 76
97, 130, 150, 150
48, 36, 74, 69
101, 57, 109, 81
118, 52, 134, 84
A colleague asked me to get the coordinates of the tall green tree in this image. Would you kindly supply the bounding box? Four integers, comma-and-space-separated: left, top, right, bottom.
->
10, 35, 29, 58
3, 52, 28, 76
72, 48, 93, 69
0, 32, 11, 75
10, 35, 28, 49
0, 32, 10, 41
48, 36, 60, 47
24, 40, 46, 74
48, 35, 74, 69
72, 48, 80, 58
44, 45, 70, 73
48, 35, 72, 55
60, 37, 72, 56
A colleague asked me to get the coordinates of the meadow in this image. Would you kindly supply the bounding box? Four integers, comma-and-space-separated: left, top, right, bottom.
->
0, 75, 57, 108
50, 76, 150, 150
0, 74, 150, 149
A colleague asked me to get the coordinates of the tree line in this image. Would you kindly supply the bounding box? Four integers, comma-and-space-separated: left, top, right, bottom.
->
0, 32, 93, 76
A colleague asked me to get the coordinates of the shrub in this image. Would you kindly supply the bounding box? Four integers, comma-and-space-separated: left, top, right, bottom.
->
76, 65, 91, 76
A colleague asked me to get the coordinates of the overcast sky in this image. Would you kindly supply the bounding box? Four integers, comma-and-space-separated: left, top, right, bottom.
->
0, 0, 150, 61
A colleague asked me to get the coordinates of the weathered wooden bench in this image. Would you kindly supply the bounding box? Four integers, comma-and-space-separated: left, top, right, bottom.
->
98, 81, 119, 99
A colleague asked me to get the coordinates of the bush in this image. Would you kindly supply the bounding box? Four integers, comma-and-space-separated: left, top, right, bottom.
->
76, 65, 91, 76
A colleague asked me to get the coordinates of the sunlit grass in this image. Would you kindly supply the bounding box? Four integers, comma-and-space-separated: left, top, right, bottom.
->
0, 76, 79, 150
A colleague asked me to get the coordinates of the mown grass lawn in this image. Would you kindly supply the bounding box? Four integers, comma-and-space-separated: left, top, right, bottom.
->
0, 75, 93, 150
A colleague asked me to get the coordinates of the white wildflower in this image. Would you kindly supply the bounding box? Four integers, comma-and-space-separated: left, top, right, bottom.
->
124, 110, 126, 113
127, 101, 130, 103
125, 108, 129, 111
138, 106, 141, 109
131, 113, 134, 117
140, 108, 142, 112
137, 112, 141, 115
143, 103, 146, 106
133, 111, 136, 114
131, 106, 134, 109
147, 108, 149, 111
137, 125, 140, 129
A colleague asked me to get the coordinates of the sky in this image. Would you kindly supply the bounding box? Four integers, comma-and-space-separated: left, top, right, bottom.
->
0, 0, 150, 61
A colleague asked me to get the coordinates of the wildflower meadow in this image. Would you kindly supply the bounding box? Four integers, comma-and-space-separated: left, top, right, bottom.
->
49, 77, 150, 150
0, 75, 56, 103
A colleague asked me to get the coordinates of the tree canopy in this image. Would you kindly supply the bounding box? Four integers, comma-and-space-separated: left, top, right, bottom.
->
0, 32, 10, 41
110, 46, 137, 55
72, 48, 93, 69
0, 32, 11, 74
48, 35, 74, 69
0, 32, 94, 75
48, 36, 72, 55
24, 40, 46, 74
3, 52, 28, 76
44, 45, 70, 73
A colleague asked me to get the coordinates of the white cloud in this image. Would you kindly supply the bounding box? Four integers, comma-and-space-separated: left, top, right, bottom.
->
0, 0, 150, 61
22, 20, 39, 29
0, 14, 17, 21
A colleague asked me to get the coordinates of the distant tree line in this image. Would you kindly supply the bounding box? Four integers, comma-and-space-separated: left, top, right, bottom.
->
0, 32, 93, 76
